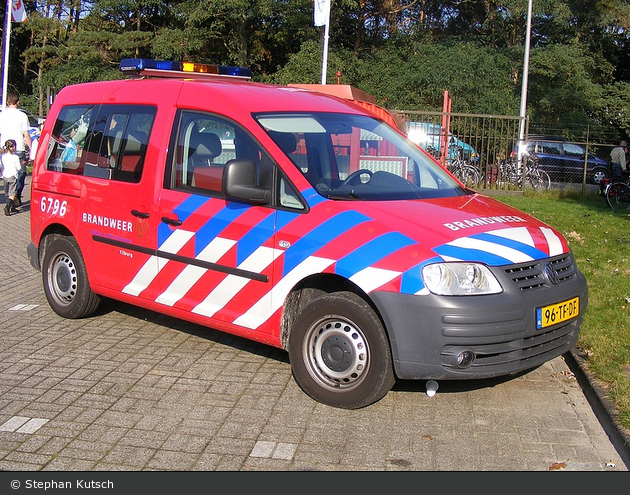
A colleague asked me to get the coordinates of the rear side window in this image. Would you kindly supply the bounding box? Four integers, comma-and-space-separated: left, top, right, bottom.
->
537, 141, 561, 155
47, 105, 94, 174
563, 143, 585, 158
46, 104, 156, 183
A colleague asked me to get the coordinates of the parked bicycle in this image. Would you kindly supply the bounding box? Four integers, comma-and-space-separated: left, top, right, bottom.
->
605, 172, 630, 210
488, 154, 551, 191
446, 146, 482, 187
425, 145, 441, 160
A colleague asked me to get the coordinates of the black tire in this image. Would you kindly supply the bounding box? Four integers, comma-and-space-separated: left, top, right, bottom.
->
288, 291, 395, 409
41, 235, 101, 319
539, 169, 552, 190
606, 182, 630, 211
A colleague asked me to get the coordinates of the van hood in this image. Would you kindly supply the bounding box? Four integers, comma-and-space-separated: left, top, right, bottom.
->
289, 192, 570, 297
296, 194, 569, 294
321, 192, 569, 270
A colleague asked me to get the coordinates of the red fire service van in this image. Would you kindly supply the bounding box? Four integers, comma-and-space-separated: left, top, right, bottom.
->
28, 59, 588, 409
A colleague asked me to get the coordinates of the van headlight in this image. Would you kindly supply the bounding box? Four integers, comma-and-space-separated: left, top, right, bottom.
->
422, 263, 503, 295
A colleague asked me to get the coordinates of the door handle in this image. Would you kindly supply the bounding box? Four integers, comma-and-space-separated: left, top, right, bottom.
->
131, 209, 150, 219
161, 216, 182, 227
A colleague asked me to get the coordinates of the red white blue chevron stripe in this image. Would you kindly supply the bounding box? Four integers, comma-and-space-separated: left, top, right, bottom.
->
121, 193, 567, 331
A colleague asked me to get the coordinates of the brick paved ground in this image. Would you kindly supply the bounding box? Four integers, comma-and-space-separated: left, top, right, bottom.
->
0, 178, 626, 471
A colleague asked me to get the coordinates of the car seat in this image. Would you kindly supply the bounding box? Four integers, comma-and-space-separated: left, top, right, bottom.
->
189, 131, 222, 168
188, 131, 224, 190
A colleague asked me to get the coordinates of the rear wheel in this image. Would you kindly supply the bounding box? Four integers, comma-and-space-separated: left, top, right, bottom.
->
288, 291, 395, 409
527, 169, 551, 190
41, 235, 101, 318
606, 182, 630, 210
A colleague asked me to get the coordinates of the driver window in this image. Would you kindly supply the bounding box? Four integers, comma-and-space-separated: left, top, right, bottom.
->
173, 114, 237, 194
171, 111, 275, 199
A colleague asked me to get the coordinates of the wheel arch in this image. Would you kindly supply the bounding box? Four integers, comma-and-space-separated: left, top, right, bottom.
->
35, 224, 76, 271
280, 273, 390, 352
39, 231, 101, 319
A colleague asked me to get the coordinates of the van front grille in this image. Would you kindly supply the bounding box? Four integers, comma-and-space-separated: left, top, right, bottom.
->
504, 254, 577, 292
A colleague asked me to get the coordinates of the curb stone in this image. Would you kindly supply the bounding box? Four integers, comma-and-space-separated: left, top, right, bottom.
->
567, 349, 630, 469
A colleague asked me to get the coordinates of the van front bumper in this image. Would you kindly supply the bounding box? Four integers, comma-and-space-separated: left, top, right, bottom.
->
27, 242, 40, 271
370, 254, 588, 380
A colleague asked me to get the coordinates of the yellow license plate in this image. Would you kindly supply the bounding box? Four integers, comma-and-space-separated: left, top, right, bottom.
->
536, 297, 579, 329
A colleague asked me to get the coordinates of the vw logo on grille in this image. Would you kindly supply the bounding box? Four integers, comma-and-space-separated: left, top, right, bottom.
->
545, 262, 560, 285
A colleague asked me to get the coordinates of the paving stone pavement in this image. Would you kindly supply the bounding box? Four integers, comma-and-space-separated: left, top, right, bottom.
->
0, 178, 627, 472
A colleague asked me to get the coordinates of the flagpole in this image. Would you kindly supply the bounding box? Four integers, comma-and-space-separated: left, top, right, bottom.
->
2, 0, 12, 109
321, 5, 330, 85
517, 0, 533, 173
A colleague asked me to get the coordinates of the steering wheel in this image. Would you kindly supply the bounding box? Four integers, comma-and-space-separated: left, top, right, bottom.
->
342, 169, 373, 186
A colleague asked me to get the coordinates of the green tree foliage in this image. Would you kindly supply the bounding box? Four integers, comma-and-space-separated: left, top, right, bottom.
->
271, 38, 519, 115
527, 43, 607, 138
2, 0, 630, 138
150, 0, 314, 74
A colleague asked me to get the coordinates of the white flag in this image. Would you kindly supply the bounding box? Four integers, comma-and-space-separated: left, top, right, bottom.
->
314, 0, 330, 27
11, 0, 28, 23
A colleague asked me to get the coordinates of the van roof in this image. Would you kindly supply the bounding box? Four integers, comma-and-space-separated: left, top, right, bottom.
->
527, 135, 567, 142
54, 77, 373, 119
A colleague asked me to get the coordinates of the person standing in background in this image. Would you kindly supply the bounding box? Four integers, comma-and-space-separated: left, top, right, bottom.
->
610, 140, 628, 179
2, 140, 21, 215
0, 92, 32, 208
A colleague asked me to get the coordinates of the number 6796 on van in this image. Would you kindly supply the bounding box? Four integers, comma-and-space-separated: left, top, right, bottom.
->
27, 59, 588, 409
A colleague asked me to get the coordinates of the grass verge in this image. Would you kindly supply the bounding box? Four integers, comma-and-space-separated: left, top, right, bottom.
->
495, 187, 630, 433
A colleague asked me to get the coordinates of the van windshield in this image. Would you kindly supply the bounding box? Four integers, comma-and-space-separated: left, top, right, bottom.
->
256, 112, 469, 201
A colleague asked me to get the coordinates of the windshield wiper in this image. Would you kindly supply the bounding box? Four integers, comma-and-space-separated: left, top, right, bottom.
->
325, 190, 362, 200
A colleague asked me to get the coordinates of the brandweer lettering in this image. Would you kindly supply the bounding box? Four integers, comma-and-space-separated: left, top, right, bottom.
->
443, 215, 526, 231
82, 213, 133, 232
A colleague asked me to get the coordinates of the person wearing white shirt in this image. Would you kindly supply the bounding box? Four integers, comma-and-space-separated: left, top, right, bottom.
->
2, 140, 21, 216
0, 92, 32, 207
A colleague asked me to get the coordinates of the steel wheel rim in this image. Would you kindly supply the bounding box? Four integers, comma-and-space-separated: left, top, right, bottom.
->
47, 251, 78, 307
303, 315, 370, 392
593, 170, 606, 184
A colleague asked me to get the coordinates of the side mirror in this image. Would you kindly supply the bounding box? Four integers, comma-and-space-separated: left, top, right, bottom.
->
222, 159, 270, 204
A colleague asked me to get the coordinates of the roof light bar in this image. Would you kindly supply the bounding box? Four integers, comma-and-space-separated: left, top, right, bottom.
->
119, 59, 252, 80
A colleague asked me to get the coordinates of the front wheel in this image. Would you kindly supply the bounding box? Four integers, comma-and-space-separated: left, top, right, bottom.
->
456, 164, 481, 188
288, 291, 395, 409
539, 169, 552, 190
41, 235, 101, 319
606, 182, 630, 210
592, 167, 609, 186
